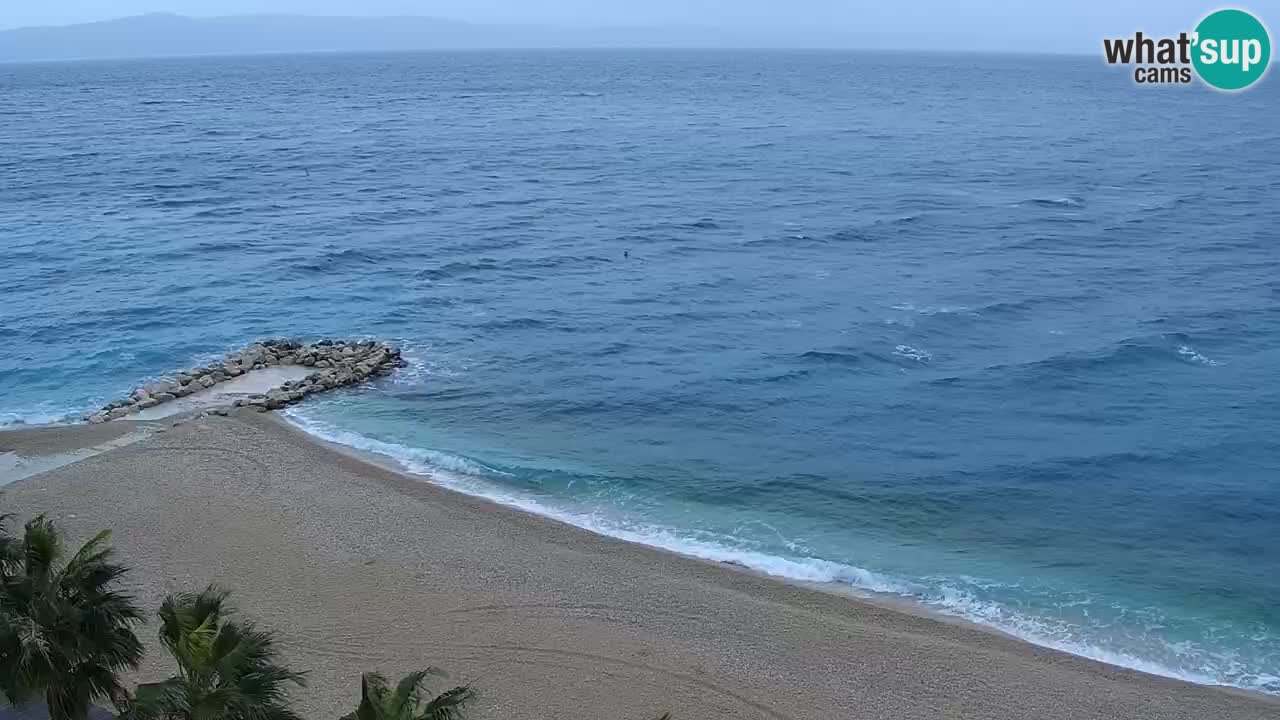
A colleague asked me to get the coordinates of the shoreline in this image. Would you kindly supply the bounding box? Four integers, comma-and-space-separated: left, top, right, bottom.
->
270, 410, 1273, 697
269, 414, 1052, 653
2, 411, 1277, 718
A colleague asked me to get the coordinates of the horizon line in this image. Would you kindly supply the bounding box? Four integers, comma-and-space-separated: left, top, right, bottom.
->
0, 11, 1097, 58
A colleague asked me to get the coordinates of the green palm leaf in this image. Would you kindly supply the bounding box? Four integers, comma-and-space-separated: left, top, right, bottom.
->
0, 515, 144, 720
342, 670, 472, 720
124, 586, 305, 720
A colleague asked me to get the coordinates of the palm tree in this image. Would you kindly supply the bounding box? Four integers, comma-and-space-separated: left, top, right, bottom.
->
123, 586, 305, 720
340, 670, 473, 720
0, 514, 145, 720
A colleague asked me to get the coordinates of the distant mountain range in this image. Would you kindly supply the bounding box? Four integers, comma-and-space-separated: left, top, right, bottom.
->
0, 13, 799, 62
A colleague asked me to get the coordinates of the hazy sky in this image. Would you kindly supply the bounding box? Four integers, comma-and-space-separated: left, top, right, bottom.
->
2, 1, 1277, 52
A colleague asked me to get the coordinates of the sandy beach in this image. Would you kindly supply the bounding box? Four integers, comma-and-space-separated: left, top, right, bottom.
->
1, 412, 1276, 720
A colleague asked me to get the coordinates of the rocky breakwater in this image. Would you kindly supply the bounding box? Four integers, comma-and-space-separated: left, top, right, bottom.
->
85, 339, 406, 423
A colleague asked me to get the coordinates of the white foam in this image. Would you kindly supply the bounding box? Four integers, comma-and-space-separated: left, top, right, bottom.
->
1177, 344, 1220, 366
386, 340, 462, 385
918, 584, 1227, 688
892, 303, 971, 315
0, 409, 79, 428
282, 411, 910, 590
894, 344, 932, 363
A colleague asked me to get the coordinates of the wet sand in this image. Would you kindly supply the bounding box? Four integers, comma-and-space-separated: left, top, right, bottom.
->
0, 419, 153, 487
1, 412, 1276, 720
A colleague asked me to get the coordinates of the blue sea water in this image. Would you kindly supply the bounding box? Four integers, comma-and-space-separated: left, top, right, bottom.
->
2, 51, 1279, 692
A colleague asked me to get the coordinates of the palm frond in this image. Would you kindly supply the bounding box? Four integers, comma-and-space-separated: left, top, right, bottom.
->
0, 514, 21, 577
390, 669, 433, 717
417, 685, 473, 720
346, 670, 472, 720
144, 587, 304, 720
0, 517, 142, 719
19, 515, 64, 580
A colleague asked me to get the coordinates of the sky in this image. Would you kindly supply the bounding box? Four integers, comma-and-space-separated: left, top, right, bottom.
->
2, 0, 1277, 53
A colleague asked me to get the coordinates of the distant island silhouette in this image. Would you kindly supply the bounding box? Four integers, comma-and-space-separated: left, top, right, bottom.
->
0, 12, 1095, 63
0, 13, 811, 62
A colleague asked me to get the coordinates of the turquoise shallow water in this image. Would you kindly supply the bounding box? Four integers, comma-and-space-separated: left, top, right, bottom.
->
2, 51, 1278, 692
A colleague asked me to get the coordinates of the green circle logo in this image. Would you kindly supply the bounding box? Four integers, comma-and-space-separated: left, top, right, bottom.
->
1193, 9, 1271, 90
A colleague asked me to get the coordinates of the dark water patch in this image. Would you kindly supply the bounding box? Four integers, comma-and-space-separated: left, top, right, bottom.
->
476, 317, 557, 331
741, 233, 828, 249
1020, 196, 1086, 208
970, 292, 1101, 319
795, 349, 898, 368
144, 195, 234, 209
191, 207, 249, 219
730, 368, 813, 385
415, 254, 614, 282
394, 387, 498, 403
469, 196, 548, 209
631, 308, 745, 324
829, 228, 880, 243
876, 214, 924, 226
288, 247, 391, 274
415, 259, 500, 281
928, 333, 1222, 393
435, 236, 527, 255
585, 342, 634, 357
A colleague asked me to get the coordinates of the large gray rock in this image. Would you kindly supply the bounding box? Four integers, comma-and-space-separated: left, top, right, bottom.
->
143, 381, 175, 396
85, 339, 403, 422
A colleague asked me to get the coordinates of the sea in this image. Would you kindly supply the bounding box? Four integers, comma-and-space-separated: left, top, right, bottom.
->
1, 50, 1277, 694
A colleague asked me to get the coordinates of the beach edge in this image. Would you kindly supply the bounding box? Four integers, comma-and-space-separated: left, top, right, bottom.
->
1, 411, 1276, 719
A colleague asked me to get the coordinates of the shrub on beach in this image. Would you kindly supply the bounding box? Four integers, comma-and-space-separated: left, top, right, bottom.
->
340, 670, 473, 720
0, 515, 145, 720
118, 586, 306, 720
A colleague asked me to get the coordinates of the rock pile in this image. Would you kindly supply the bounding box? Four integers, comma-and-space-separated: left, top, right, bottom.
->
85, 339, 405, 423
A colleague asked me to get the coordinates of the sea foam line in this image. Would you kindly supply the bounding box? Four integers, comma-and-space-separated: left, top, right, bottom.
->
0, 407, 83, 428
280, 409, 1270, 695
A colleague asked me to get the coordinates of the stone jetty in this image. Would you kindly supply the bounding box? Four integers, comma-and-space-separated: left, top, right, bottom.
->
85, 339, 405, 423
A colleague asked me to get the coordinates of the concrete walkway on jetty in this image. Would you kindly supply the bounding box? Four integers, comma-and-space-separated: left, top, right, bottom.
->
84, 339, 405, 423
130, 366, 314, 420
3, 338, 405, 487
